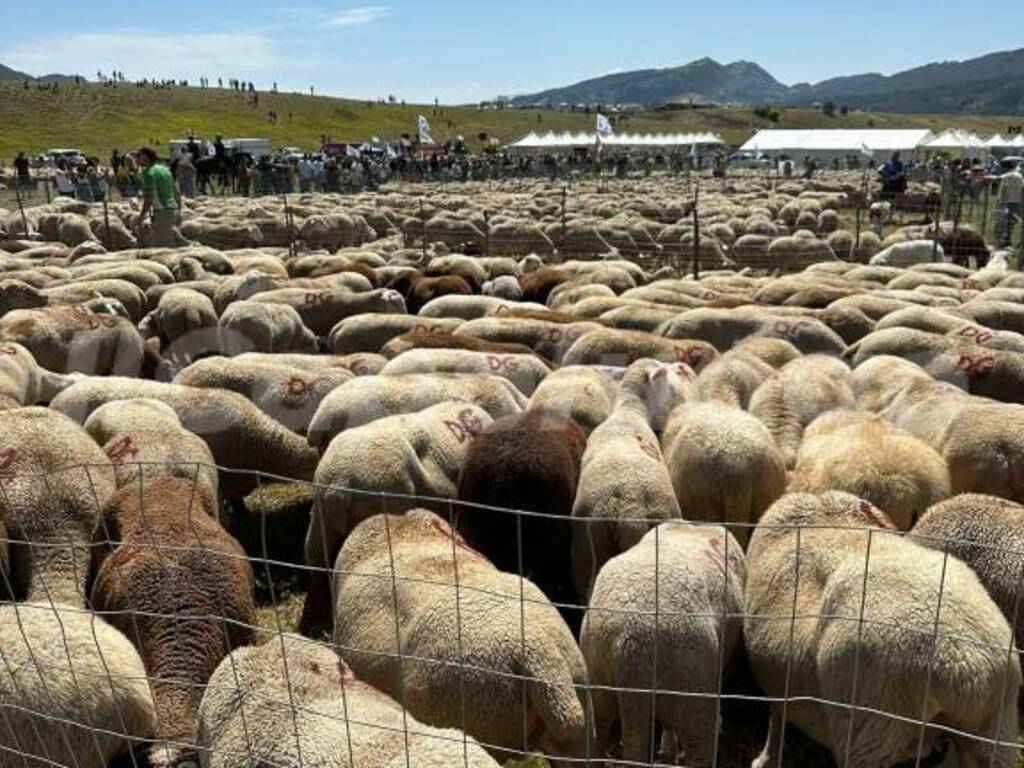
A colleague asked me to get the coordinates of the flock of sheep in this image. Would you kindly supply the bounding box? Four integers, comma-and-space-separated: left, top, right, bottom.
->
0, 171, 1022, 768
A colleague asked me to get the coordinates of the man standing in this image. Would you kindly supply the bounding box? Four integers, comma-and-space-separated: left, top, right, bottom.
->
14, 152, 31, 190
995, 161, 1023, 247
137, 147, 181, 247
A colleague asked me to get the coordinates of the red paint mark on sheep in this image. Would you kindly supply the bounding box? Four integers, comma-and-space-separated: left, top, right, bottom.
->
304, 292, 331, 305
956, 326, 994, 345
0, 449, 16, 486
635, 433, 661, 461
444, 408, 484, 444
673, 345, 704, 369
486, 355, 520, 375
773, 319, 810, 336
956, 354, 995, 379
287, 377, 311, 396
106, 436, 140, 467
704, 536, 728, 576
959, 279, 983, 292
427, 516, 490, 564
858, 500, 896, 530
0, 346, 18, 357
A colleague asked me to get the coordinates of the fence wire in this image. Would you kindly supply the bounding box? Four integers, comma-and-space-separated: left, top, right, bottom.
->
0, 460, 1018, 767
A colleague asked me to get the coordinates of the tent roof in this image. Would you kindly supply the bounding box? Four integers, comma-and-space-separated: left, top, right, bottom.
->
740, 129, 934, 153
508, 131, 723, 149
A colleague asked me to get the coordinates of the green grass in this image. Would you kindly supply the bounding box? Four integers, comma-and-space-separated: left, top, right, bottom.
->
0, 81, 1017, 160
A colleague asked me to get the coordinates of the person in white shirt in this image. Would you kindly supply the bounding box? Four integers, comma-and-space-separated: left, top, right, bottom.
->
995, 162, 1023, 247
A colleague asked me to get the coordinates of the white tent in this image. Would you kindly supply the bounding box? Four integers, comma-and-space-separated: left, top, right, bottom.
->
740, 129, 934, 162
508, 130, 724, 151
922, 129, 989, 158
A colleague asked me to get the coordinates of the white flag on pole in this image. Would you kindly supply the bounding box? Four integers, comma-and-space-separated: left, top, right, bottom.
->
417, 115, 433, 144
596, 114, 613, 139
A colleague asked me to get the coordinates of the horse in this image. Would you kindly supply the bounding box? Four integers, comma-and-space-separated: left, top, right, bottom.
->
195, 155, 234, 195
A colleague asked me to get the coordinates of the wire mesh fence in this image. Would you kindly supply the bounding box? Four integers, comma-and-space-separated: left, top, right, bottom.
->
0, 460, 1020, 768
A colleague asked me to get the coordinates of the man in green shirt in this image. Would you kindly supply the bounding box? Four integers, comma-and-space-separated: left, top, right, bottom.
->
137, 147, 182, 247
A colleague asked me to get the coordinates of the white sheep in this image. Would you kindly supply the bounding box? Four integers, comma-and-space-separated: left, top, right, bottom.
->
380, 347, 551, 395
0, 602, 155, 768
333, 509, 591, 766
746, 491, 1020, 768
869, 239, 945, 266
582, 522, 745, 766
196, 634, 501, 767
303, 401, 494, 633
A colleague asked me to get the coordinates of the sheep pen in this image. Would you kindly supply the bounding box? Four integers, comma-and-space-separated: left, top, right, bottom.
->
1, 168, 1023, 768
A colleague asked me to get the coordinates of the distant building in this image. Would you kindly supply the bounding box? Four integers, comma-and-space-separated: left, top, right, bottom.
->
655, 95, 720, 112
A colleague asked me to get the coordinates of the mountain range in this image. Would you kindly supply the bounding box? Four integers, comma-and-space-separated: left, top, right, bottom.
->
0, 63, 82, 83
511, 49, 1024, 115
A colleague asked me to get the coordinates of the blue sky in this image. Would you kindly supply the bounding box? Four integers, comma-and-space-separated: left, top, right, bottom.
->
2, 0, 1021, 103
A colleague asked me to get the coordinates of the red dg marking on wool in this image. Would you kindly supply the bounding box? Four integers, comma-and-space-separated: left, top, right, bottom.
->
105, 436, 140, 467
486, 355, 519, 375
956, 326, 994, 345
444, 408, 484, 444
956, 353, 995, 378
704, 535, 728, 575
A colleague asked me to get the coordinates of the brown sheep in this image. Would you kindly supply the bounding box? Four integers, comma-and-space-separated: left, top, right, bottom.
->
90, 476, 255, 767
520, 266, 571, 304
393, 272, 474, 314
456, 409, 587, 627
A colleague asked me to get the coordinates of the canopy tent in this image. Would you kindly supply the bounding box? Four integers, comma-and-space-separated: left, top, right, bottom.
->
921, 129, 989, 158
740, 129, 934, 162
507, 131, 724, 151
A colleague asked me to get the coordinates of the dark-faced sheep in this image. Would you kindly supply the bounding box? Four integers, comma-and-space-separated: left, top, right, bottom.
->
333, 509, 591, 766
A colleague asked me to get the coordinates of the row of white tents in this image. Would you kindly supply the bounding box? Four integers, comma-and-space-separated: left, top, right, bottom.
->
507, 131, 725, 151
740, 129, 1024, 162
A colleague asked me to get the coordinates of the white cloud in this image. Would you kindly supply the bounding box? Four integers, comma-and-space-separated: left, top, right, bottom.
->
1, 31, 290, 79
326, 6, 391, 27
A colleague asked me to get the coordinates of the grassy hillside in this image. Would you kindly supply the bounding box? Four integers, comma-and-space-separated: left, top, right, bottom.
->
0, 81, 1016, 160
